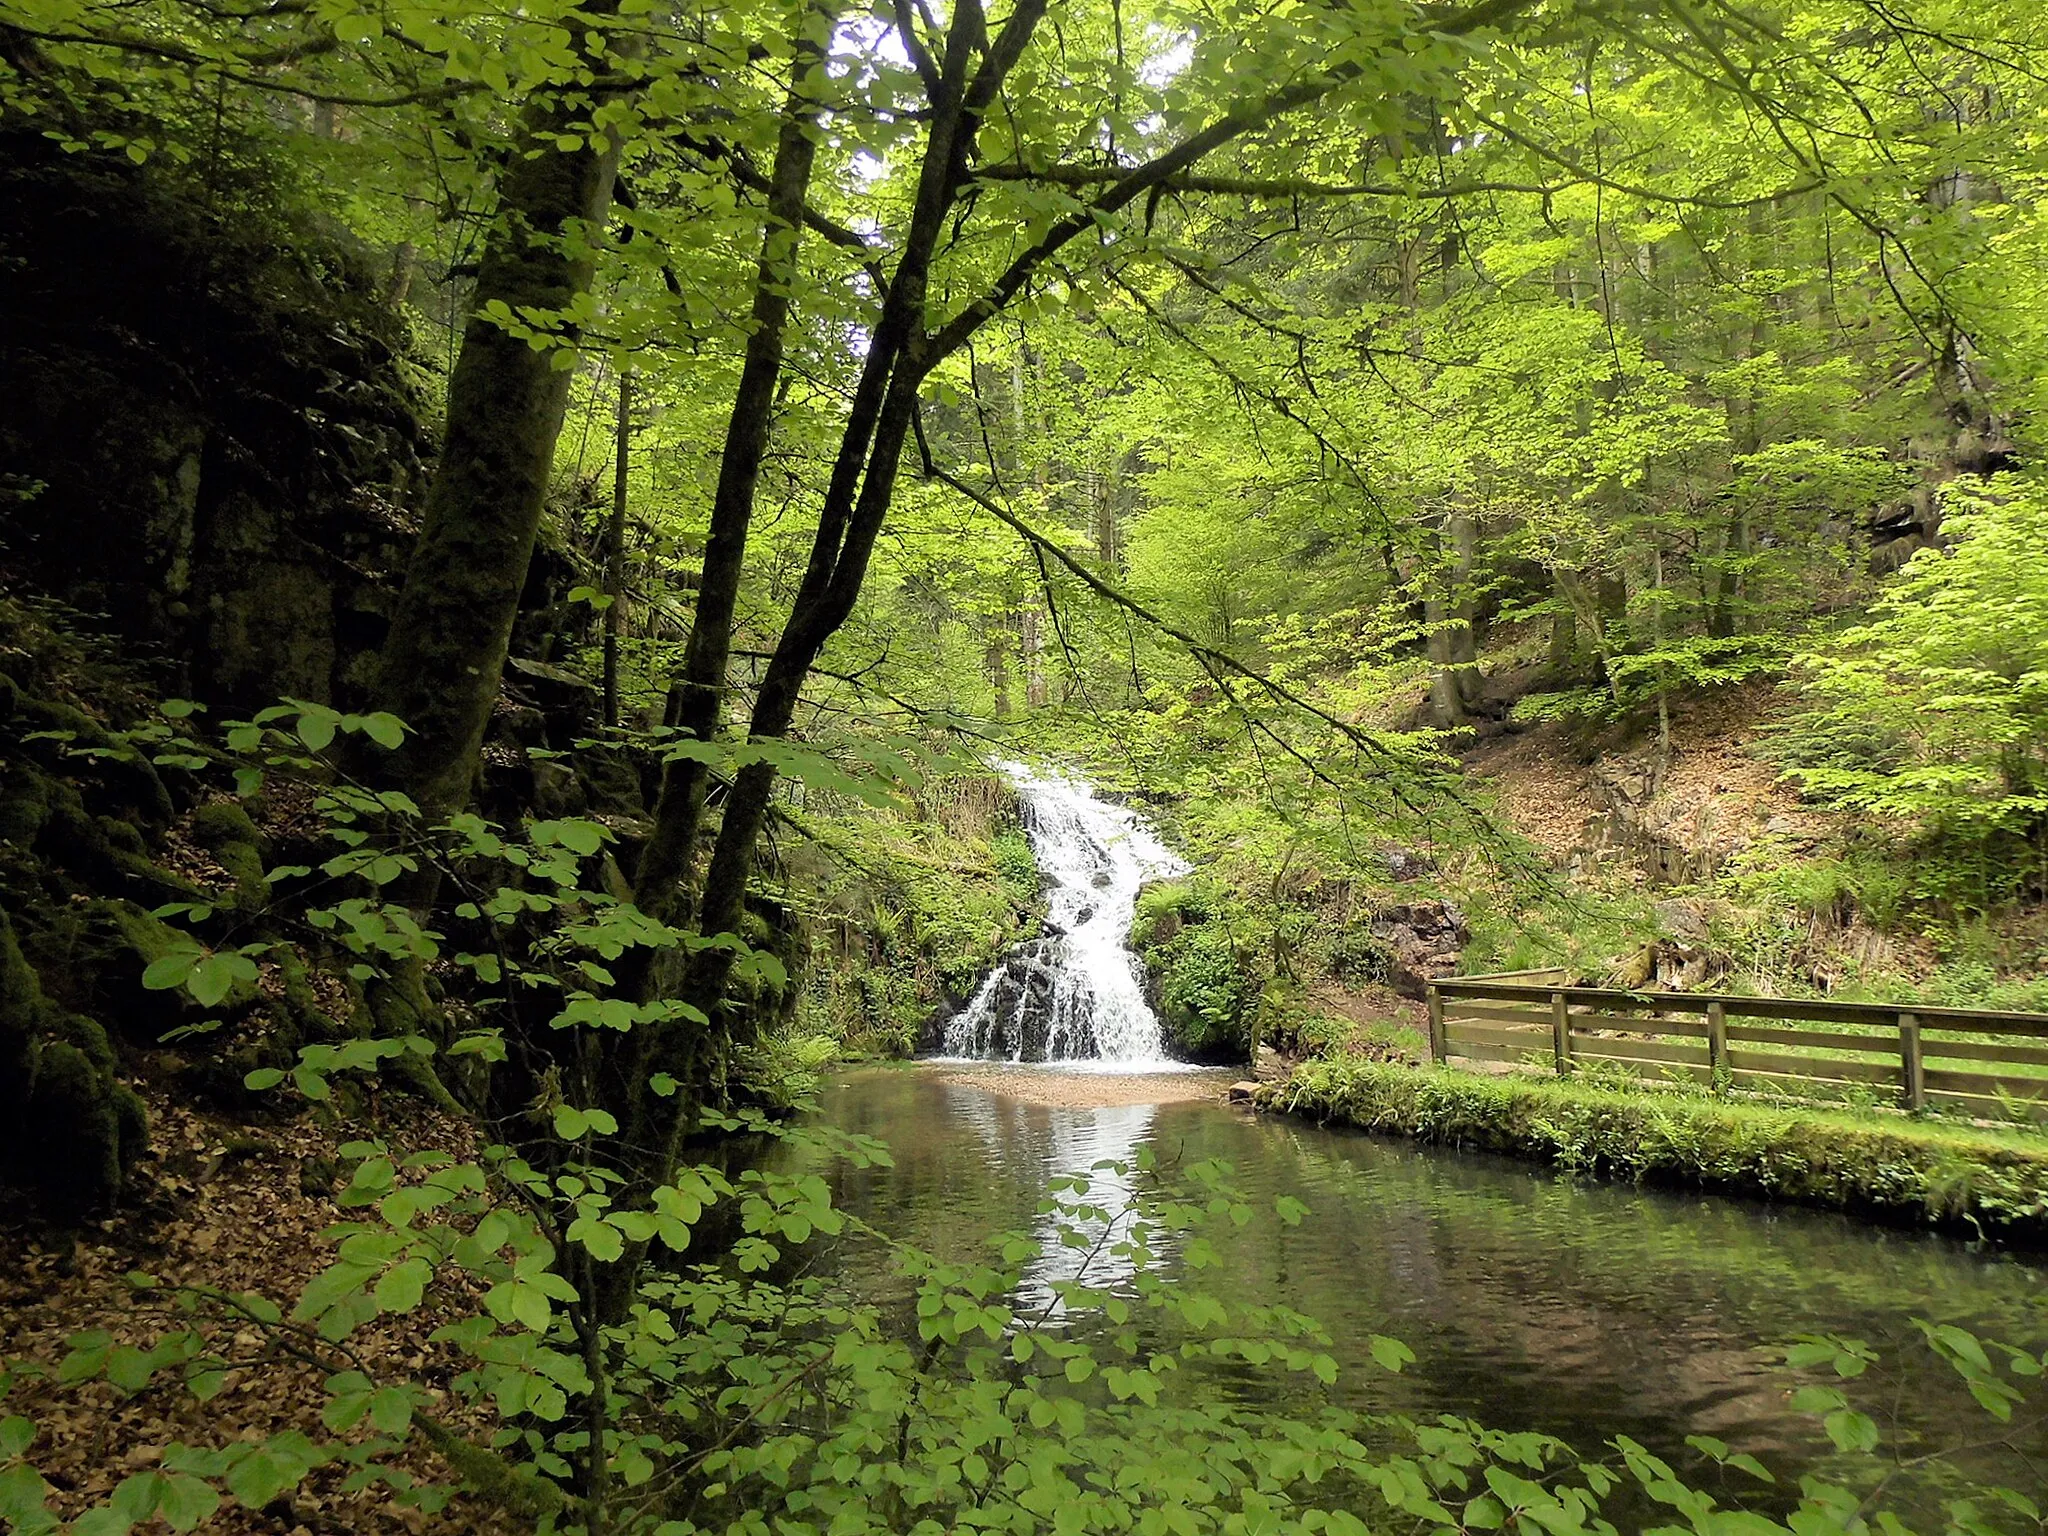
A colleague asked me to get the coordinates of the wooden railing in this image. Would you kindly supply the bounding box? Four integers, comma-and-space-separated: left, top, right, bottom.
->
1426, 975, 2048, 1118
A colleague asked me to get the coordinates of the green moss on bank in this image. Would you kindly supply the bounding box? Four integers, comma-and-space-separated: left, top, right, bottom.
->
1271, 1059, 2048, 1239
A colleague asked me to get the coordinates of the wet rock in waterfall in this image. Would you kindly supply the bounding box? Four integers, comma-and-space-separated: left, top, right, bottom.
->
941, 762, 1185, 1064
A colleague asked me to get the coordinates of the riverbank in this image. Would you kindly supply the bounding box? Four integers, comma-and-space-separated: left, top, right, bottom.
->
1266, 1058, 2048, 1241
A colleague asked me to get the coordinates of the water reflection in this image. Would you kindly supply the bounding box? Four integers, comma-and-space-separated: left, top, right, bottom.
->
926, 1083, 1160, 1317
800, 1066, 2048, 1516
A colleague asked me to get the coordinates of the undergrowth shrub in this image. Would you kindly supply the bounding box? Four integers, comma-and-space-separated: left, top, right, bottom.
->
1774, 472, 2048, 916
1150, 921, 1259, 1058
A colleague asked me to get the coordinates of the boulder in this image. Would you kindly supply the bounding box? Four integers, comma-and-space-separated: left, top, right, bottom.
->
1378, 845, 1438, 883
1369, 899, 1470, 1000
0, 908, 148, 1213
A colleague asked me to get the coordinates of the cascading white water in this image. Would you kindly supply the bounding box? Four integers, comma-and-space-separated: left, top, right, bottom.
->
940, 761, 1188, 1068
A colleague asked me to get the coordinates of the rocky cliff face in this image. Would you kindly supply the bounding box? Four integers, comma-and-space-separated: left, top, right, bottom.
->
0, 139, 448, 1215
0, 132, 434, 708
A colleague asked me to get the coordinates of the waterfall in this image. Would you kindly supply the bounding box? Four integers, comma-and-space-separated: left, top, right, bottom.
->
940, 761, 1188, 1067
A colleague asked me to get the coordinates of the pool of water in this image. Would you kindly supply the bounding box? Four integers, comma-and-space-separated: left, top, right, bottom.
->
795, 1065, 2048, 1516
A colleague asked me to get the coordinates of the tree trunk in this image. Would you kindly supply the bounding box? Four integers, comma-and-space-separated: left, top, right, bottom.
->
371, 60, 625, 816
633, 5, 839, 922
603, 368, 632, 729
988, 625, 1011, 717
1424, 509, 1479, 727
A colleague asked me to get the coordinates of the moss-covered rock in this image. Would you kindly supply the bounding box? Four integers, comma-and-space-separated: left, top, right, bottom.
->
20, 896, 256, 1042
34, 777, 204, 903
188, 799, 269, 911
0, 764, 53, 847
0, 909, 147, 1213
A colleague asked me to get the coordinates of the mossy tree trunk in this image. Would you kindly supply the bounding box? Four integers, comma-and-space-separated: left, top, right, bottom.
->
372, 34, 626, 819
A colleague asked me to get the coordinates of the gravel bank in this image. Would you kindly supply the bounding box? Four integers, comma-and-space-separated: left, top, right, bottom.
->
924, 1061, 1236, 1108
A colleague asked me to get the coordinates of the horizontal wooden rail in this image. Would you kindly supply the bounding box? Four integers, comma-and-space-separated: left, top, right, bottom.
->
1427, 973, 2048, 1120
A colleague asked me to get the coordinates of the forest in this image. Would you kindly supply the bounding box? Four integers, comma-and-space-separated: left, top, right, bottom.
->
3, 0, 2048, 1530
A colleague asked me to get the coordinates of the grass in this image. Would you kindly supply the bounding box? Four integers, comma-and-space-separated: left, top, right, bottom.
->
1270, 1058, 2048, 1240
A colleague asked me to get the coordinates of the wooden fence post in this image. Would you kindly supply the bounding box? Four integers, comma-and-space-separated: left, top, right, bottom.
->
1427, 989, 1446, 1065
1707, 1001, 1727, 1087
1900, 1011, 1925, 1111
1551, 990, 1571, 1077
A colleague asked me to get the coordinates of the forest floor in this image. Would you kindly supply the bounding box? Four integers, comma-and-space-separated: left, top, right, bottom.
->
0, 1084, 510, 1536
1460, 679, 1832, 864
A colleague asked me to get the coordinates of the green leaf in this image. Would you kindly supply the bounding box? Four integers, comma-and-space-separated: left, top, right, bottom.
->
1368, 1335, 1415, 1373
1822, 1408, 1880, 1453
187, 951, 257, 1007
567, 1216, 624, 1262
224, 1435, 317, 1510
296, 713, 337, 753
0, 1417, 33, 1460
141, 950, 199, 992
1789, 1385, 1846, 1415
157, 1473, 220, 1533
0, 1462, 52, 1522
357, 713, 406, 750
368, 1388, 414, 1435
374, 1258, 432, 1313
186, 1370, 227, 1403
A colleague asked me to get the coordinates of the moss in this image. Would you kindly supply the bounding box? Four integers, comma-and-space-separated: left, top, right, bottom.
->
22, 897, 254, 1041
0, 908, 146, 1213
14, 691, 174, 826
0, 766, 53, 846
26, 1041, 127, 1208
37, 779, 204, 903
1273, 1059, 2048, 1240
188, 799, 269, 910
1151, 923, 1257, 1059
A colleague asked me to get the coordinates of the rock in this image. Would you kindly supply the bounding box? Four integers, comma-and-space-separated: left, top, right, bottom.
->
1225, 1081, 1261, 1103
1368, 899, 1471, 999
1611, 945, 1657, 988
1253, 1043, 1291, 1083
1378, 845, 1438, 882
531, 758, 588, 819
1653, 898, 1710, 942
505, 657, 599, 739
0, 134, 432, 709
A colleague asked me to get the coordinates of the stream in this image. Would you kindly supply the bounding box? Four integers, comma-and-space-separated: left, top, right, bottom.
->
813, 765, 2048, 1516
803, 1067, 2048, 1519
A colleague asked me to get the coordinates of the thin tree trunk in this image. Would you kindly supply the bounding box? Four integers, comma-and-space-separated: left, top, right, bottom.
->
633, 3, 840, 921
603, 368, 632, 729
